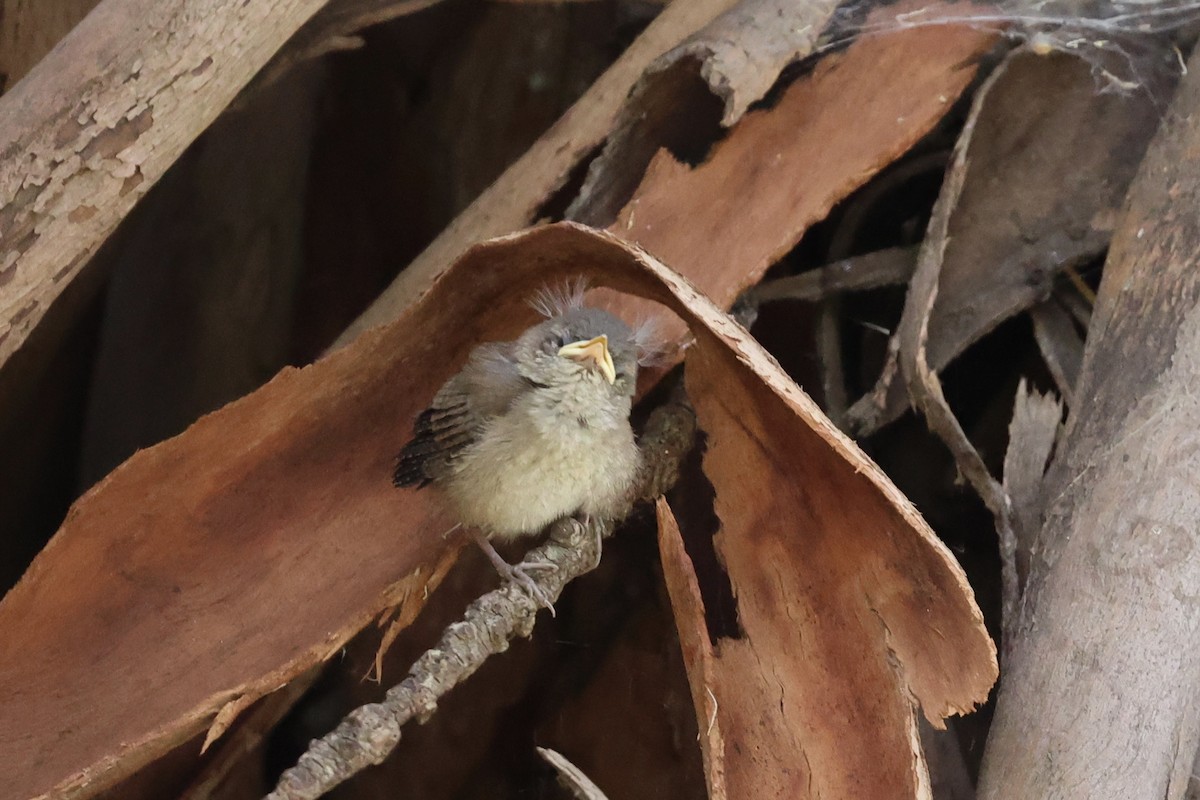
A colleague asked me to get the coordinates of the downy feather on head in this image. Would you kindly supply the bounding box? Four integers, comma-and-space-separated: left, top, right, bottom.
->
529, 278, 665, 368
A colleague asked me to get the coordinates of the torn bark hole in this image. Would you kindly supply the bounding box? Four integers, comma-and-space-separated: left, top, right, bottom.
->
534, 142, 606, 223
665, 431, 743, 643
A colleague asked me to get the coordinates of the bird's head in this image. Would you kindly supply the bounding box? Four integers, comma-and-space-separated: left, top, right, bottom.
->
516, 308, 640, 398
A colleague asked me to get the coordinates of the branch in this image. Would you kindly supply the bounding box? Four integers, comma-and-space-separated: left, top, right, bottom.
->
1029, 299, 1083, 406
266, 393, 697, 800
893, 54, 1022, 649
243, 0, 444, 100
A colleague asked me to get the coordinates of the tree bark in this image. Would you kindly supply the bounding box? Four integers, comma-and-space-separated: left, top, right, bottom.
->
0, 0, 332, 371
978, 48, 1200, 799
335, 0, 739, 345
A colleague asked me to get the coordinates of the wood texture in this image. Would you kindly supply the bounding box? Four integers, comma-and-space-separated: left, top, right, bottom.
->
596, 15, 992, 358
845, 51, 1165, 435
654, 257, 999, 795
0, 0, 332, 371
0, 223, 993, 800
566, 0, 841, 225
336, 0, 739, 345
978, 46, 1200, 800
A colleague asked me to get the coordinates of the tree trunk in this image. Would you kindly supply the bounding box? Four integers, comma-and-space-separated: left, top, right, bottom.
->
978, 47, 1200, 800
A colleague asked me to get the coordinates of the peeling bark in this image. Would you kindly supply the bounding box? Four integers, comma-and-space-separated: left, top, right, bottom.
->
978, 45, 1200, 800
0, 0, 333, 370
336, 0, 739, 345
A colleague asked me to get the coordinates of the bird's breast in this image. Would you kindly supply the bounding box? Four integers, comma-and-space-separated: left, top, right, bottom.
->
443, 401, 639, 540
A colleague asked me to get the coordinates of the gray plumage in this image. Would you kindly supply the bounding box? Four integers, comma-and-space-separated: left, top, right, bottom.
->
395, 306, 643, 542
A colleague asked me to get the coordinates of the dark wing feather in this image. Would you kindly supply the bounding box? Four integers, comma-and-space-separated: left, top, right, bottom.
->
393, 342, 527, 488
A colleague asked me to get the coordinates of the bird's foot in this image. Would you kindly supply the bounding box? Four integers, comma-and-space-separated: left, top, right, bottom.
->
498, 559, 558, 615
469, 528, 558, 615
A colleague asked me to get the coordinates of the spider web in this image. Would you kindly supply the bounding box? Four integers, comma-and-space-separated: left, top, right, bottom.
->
818, 0, 1200, 94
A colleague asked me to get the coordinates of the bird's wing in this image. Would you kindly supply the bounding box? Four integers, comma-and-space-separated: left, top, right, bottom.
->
393, 342, 527, 487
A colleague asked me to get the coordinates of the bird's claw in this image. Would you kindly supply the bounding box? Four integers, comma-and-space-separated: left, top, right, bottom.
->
572, 515, 602, 571
500, 560, 558, 616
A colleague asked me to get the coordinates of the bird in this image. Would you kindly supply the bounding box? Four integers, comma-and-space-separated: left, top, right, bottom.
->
394, 284, 649, 610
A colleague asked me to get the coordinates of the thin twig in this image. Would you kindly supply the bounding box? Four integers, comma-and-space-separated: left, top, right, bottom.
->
749, 246, 918, 436
266, 395, 697, 800
1030, 299, 1084, 406
816, 299, 849, 424
815, 153, 947, 425
537, 747, 611, 800
893, 54, 1022, 657
1063, 264, 1097, 306
1055, 280, 1094, 329
743, 246, 919, 306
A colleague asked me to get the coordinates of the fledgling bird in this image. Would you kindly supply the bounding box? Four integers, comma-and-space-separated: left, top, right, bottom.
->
394, 286, 649, 609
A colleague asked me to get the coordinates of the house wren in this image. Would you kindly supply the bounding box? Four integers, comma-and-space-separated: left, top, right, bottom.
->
395, 288, 647, 608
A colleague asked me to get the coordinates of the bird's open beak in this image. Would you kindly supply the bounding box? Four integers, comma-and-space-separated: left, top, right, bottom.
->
559, 335, 617, 384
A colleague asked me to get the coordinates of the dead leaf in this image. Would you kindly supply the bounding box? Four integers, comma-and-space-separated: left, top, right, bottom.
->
0, 223, 993, 799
